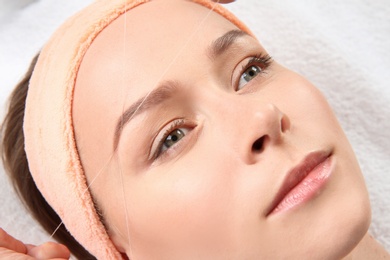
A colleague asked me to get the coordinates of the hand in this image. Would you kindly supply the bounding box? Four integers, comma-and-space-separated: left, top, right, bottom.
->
0, 228, 70, 259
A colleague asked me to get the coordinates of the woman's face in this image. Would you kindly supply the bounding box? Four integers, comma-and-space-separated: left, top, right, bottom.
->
73, 0, 370, 259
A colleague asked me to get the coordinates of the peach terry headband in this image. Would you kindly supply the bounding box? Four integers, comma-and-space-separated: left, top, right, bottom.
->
23, 0, 251, 258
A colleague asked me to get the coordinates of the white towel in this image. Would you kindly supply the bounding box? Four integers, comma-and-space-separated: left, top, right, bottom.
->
0, 0, 389, 252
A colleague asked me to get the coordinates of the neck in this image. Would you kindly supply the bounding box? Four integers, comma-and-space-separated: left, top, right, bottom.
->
344, 232, 390, 259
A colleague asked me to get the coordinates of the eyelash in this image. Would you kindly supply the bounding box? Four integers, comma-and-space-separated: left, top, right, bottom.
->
152, 119, 189, 160
237, 53, 272, 90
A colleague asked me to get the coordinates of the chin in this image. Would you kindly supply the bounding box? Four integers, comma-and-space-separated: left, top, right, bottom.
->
265, 167, 371, 259
306, 180, 371, 259
312, 145, 372, 258
327, 197, 371, 259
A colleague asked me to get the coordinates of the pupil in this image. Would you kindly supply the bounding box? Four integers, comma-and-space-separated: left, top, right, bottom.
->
244, 66, 260, 82
164, 129, 185, 148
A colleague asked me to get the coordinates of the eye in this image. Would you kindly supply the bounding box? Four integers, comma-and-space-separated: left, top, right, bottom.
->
162, 128, 187, 151
236, 54, 272, 91
151, 119, 193, 160
238, 65, 262, 90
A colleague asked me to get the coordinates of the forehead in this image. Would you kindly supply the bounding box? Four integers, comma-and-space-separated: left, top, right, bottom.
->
77, 0, 239, 102
73, 0, 240, 170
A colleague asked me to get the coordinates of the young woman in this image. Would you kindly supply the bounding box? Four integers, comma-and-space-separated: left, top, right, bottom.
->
1, 0, 389, 259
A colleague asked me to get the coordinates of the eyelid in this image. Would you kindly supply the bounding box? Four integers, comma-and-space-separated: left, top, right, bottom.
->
149, 118, 197, 162
232, 53, 273, 92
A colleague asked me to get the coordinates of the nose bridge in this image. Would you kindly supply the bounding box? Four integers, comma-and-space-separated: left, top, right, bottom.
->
213, 94, 251, 121
209, 93, 290, 164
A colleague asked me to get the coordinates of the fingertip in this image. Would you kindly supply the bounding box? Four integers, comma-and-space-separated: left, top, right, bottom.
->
0, 228, 28, 254
28, 242, 70, 259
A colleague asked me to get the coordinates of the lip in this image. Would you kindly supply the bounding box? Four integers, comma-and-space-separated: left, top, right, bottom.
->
266, 150, 333, 216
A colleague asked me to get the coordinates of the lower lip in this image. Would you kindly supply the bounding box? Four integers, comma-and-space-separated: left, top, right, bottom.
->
270, 156, 333, 215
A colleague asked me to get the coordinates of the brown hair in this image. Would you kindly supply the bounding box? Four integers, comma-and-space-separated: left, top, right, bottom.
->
1, 54, 96, 259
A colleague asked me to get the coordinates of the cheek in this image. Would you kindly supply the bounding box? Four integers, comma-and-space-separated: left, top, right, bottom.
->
112, 152, 240, 255
274, 72, 344, 140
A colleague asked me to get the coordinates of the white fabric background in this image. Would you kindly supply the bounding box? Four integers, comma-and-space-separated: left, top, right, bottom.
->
0, 0, 389, 255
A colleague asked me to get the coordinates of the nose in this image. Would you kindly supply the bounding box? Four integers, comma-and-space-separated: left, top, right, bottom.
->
251, 103, 289, 146
227, 103, 290, 164
245, 104, 290, 163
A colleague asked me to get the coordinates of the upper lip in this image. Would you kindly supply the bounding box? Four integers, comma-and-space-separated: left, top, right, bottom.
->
266, 150, 332, 216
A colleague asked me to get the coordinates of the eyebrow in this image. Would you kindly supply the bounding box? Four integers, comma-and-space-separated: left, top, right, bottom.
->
113, 29, 249, 150
209, 29, 250, 58
113, 81, 178, 149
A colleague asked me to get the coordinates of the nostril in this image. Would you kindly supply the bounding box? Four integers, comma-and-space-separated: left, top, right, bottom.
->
281, 114, 291, 133
252, 136, 265, 153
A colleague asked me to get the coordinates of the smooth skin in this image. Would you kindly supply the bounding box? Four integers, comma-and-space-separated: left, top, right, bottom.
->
1, 0, 389, 260
72, 0, 382, 259
0, 2, 236, 260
